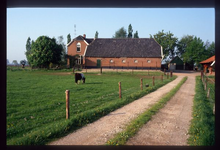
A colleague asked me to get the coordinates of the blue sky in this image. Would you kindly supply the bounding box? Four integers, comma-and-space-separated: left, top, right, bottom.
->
7, 8, 215, 63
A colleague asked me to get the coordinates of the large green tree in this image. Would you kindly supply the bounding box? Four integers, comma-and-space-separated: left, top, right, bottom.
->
150, 30, 178, 62
182, 36, 207, 67
29, 36, 63, 68
176, 35, 194, 58
127, 24, 133, 38
113, 27, 127, 38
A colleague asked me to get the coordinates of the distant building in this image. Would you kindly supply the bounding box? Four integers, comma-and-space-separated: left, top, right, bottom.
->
67, 34, 163, 69
168, 56, 193, 71
200, 55, 215, 74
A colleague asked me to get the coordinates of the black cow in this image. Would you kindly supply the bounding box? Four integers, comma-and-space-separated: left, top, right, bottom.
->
75, 73, 85, 84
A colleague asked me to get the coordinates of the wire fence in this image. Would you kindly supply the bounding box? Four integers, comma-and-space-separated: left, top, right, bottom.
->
201, 71, 215, 114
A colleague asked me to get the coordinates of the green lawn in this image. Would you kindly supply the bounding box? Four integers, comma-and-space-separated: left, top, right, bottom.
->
7, 69, 175, 145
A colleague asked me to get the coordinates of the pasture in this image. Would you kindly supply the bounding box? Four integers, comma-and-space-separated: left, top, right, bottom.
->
7, 69, 176, 145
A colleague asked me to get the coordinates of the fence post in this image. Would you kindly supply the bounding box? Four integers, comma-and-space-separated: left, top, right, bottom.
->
152, 76, 155, 86
86, 67, 87, 73
204, 79, 207, 91
161, 75, 163, 82
65, 90, 70, 119
207, 88, 210, 98
201, 70, 203, 80
140, 78, 143, 90
119, 82, 122, 99
170, 71, 173, 78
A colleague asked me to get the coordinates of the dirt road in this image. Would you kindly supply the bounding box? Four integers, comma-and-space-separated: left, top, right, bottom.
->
126, 74, 197, 145
49, 75, 185, 145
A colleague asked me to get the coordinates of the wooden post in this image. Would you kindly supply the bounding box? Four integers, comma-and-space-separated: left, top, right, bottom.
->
152, 76, 155, 86
73, 67, 75, 73
201, 70, 203, 80
140, 78, 143, 90
207, 88, 210, 98
204, 79, 207, 91
65, 90, 70, 119
119, 82, 122, 99
161, 75, 163, 82
86, 67, 87, 73
170, 71, 173, 78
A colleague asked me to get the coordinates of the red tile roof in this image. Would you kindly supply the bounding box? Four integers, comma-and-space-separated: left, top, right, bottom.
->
200, 55, 215, 64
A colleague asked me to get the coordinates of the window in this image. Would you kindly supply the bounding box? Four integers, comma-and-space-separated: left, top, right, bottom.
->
122, 59, 126, 63
147, 60, 151, 63
110, 59, 114, 63
134, 60, 138, 63
77, 42, 81, 52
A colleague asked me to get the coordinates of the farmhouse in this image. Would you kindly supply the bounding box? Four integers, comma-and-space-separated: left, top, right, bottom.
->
200, 55, 215, 74
67, 34, 163, 69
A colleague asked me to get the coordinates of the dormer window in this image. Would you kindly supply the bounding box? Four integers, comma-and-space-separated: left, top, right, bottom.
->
77, 42, 81, 52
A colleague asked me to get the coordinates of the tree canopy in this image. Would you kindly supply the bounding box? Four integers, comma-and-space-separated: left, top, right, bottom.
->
127, 24, 133, 38
150, 30, 178, 62
28, 36, 63, 68
67, 34, 71, 44
113, 27, 127, 38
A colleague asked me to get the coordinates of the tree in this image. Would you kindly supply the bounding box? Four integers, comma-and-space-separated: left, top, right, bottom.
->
127, 24, 133, 38
150, 30, 178, 62
95, 31, 99, 38
29, 36, 63, 68
205, 41, 215, 58
134, 31, 139, 38
67, 33, 71, 44
113, 27, 127, 38
176, 35, 194, 58
25, 37, 32, 66
182, 36, 207, 67
20, 60, 27, 68
57, 35, 67, 65
12, 60, 18, 66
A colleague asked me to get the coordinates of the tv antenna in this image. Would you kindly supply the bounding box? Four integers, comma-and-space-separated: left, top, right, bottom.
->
74, 24, 76, 38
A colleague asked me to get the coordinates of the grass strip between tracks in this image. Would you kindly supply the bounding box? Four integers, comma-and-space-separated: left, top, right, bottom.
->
106, 76, 187, 145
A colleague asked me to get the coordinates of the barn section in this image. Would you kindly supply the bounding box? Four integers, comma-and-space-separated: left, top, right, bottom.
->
85, 38, 163, 69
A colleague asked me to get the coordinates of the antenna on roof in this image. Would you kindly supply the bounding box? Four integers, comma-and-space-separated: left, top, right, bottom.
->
74, 24, 76, 38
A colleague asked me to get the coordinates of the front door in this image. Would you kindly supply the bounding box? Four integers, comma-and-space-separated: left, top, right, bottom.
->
97, 59, 101, 68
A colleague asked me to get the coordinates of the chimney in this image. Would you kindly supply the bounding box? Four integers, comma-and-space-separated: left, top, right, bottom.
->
83, 34, 86, 38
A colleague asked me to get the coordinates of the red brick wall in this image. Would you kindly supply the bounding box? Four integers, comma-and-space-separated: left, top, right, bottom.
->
85, 57, 161, 68
67, 40, 88, 66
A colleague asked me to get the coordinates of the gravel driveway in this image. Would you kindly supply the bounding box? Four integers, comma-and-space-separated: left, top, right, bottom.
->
49, 71, 200, 145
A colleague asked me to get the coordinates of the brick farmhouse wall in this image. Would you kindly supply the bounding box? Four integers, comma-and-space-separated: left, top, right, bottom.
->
85, 57, 161, 69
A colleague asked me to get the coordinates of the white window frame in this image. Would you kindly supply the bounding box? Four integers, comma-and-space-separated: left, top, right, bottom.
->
76, 42, 81, 52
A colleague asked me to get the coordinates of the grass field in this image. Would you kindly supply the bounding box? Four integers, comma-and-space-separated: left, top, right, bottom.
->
187, 76, 215, 145
7, 69, 176, 145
